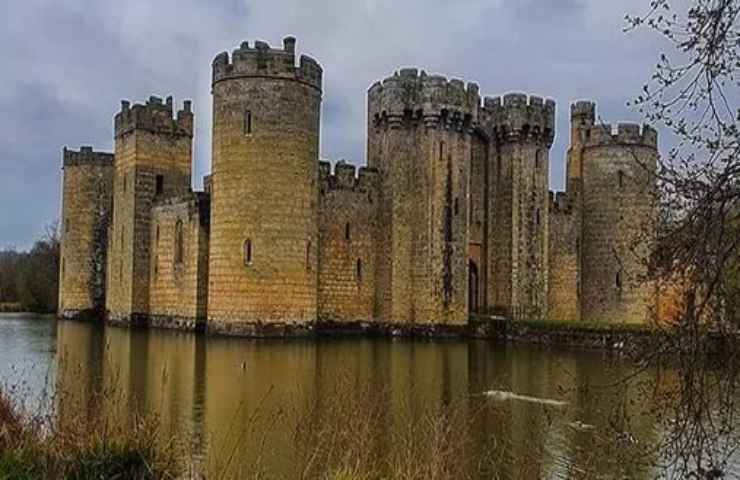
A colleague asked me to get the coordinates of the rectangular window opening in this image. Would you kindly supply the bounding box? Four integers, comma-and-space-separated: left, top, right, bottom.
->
244, 110, 253, 135
156, 175, 164, 195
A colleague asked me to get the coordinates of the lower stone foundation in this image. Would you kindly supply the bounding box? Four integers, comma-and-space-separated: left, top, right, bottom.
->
59, 309, 104, 322
57, 312, 674, 352
207, 320, 315, 338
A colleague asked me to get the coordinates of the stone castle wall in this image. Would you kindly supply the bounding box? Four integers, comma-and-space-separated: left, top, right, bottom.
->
148, 193, 210, 330
547, 192, 580, 321
207, 38, 322, 335
317, 162, 379, 323
59, 147, 114, 317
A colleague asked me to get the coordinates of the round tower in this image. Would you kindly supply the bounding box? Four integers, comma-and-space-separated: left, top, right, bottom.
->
480, 93, 556, 319
208, 37, 323, 334
367, 69, 480, 326
579, 113, 658, 324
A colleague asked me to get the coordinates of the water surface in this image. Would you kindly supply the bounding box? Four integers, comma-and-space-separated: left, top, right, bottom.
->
2, 314, 737, 479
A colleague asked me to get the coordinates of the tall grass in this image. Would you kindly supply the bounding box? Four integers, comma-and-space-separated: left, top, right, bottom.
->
0, 382, 181, 479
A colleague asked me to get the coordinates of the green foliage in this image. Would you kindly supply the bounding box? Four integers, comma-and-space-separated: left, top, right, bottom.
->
0, 223, 59, 314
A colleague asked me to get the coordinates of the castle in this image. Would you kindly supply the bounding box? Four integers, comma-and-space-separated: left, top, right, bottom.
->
58, 37, 659, 336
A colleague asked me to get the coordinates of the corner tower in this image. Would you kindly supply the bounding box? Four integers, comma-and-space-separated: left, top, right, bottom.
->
367, 69, 480, 326
480, 94, 555, 319
59, 147, 114, 319
207, 37, 323, 334
106, 96, 193, 324
576, 102, 658, 323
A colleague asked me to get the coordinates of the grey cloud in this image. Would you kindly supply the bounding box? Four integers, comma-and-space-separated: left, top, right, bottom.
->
0, 0, 668, 248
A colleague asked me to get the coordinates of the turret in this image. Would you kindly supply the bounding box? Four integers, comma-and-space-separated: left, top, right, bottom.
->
479, 94, 556, 319
212, 36, 322, 91
59, 147, 114, 319
366, 69, 480, 326
570, 100, 596, 146
115, 96, 193, 139
481, 93, 555, 147
573, 102, 658, 324
106, 95, 194, 324
368, 68, 480, 133
207, 37, 322, 333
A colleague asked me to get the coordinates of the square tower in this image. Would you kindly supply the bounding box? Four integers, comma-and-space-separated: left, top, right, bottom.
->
106, 96, 193, 324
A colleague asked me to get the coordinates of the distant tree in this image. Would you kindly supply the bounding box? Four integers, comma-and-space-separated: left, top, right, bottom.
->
0, 250, 21, 303
2, 221, 60, 313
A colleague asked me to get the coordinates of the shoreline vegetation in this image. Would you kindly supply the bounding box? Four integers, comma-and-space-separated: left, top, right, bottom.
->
0, 366, 650, 480
0, 387, 179, 479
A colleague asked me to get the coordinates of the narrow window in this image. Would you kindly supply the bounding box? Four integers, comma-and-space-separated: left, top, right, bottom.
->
618, 170, 624, 188
244, 110, 253, 135
356, 259, 363, 282
535, 150, 541, 169
61, 258, 65, 279
123, 174, 127, 194
154, 255, 159, 277
306, 241, 312, 271
121, 225, 124, 247
65, 219, 69, 234
345, 222, 351, 241
454, 198, 460, 216
175, 220, 184, 265
536, 208, 541, 226
439, 141, 445, 161
155, 175, 164, 195
156, 225, 160, 246
244, 239, 253, 265
616, 271, 622, 289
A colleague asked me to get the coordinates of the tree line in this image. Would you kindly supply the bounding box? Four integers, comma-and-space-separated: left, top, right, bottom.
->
0, 223, 60, 313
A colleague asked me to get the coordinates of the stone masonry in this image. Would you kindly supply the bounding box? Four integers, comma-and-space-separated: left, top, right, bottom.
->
58, 36, 661, 335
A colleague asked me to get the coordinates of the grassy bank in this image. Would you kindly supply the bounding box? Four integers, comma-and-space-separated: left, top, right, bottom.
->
0, 388, 180, 479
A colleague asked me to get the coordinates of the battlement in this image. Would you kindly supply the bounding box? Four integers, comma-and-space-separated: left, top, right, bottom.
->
62, 146, 114, 168
114, 96, 193, 139
212, 37, 322, 91
481, 93, 556, 145
583, 123, 658, 149
319, 160, 379, 193
368, 69, 480, 129
571, 101, 596, 124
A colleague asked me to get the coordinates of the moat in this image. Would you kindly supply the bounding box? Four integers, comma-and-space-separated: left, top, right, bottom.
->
2, 313, 739, 479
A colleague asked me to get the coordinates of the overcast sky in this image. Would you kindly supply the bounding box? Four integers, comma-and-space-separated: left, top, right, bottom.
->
0, 0, 675, 249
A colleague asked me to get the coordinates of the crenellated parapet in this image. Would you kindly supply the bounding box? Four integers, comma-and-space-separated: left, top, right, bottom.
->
114, 96, 193, 139
480, 93, 556, 146
62, 146, 113, 168
212, 37, 322, 92
583, 123, 658, 150
571, 101, 596, 126
368, 69, 480, 130
319, 160, 379, 194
